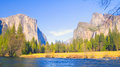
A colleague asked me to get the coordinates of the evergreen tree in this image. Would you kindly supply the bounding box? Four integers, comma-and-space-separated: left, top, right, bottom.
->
102, 36, 107, 51
112, 25, 119, 50
108, 28, 115, 50
72, 39, 77, 52
50, 42, 55, 53
95, 34, 99, 51
86, 41, 92, 51
55, 41, 60, 53
17, 23, 23, 34
17, 23, 25, 55
69, 43, 74, 52
83, 39, 88, 52
45, 42, 50, 53
76, 38, 83, 52
0, 35, 8, 56
22, 41, 32, 54
30, 37, 37, 53
90, 38, 95, 51
36, 41, 41, 53
99, 33, 104, 51
106, 36, 111, 50
59, 42, 66, 52
41, 45, 45, 53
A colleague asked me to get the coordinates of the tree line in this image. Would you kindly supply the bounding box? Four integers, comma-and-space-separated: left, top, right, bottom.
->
39, 25, 120, 53
0, 24, 120, 57
0, 23, 25, 57
0, 23, 41, 57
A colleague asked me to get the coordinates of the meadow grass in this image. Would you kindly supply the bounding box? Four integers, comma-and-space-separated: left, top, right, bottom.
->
20, 51, 120, 59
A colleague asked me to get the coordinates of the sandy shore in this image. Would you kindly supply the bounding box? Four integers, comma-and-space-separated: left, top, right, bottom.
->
20, 51, 120, 59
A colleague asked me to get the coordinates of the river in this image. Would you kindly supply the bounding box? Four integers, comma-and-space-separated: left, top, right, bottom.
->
0, 57, 120, 67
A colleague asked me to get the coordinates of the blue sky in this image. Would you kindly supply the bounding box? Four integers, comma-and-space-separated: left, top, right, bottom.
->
0, 0, 116, 43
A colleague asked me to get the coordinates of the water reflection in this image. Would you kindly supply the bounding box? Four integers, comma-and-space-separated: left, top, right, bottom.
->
0, 57, 37, 67
0, 57, 120, 67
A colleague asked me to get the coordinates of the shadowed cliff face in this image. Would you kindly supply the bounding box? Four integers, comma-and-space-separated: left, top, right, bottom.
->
0, 14, 47, 44
74, 13, 120, 40
0, 20, 3, 34
37, 28, 47, 45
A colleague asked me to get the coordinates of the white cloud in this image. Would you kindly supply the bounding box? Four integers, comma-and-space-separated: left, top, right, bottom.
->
50, 29, 73, 36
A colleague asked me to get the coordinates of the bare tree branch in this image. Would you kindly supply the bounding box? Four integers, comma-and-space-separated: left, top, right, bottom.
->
101, 0, 120, 15
101, 0, 111, 10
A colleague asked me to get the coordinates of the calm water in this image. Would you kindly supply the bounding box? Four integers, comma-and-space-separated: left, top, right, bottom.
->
0, 57, 120, 67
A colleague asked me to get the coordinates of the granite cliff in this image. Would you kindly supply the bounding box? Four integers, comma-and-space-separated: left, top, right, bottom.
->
0, 14, 47, 44
74, 13, 120, 40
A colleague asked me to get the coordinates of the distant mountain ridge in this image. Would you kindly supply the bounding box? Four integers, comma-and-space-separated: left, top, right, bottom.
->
0, 14, 47, 44
74, 13, 120, 40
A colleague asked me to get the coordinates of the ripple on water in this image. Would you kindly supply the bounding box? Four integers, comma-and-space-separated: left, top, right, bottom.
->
0, 57, 120, 67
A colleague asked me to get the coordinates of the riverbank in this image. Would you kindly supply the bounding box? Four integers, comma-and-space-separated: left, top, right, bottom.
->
20, 51, 120, 59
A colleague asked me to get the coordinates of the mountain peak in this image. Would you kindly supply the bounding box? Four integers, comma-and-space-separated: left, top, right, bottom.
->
16, 14, 27, 16
93, 12, 102, 15
74, 13, 120, 40
0, 14, 47, 44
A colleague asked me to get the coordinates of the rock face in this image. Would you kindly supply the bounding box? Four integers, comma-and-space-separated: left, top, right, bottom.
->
74, 13, 120, 40
74, 22, 97, 40
0, 14, 47, 44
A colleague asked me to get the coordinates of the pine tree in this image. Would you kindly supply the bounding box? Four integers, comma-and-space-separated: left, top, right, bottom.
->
22, 41, 32, 54
36, 41, 41, 53
106, 36, 111, 50
112, 25, 119, 50
17, 23, 23, 34
30, 37, 37, 53
0, 35, 8, 56
72, 39, 76, 52
86, 41, 92, 51
41, 45, 45, 53
50, 42, 55, 53
99, 33, 104, 51
76, 38, 83, 52
55, 41, 60, 53
95, 34, 99, 51
90, 38, 95, 51
17, 23, 25, 55
45, 42, 50, 53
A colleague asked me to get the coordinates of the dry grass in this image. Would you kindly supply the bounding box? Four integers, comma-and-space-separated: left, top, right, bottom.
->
20, 51, 120, 59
